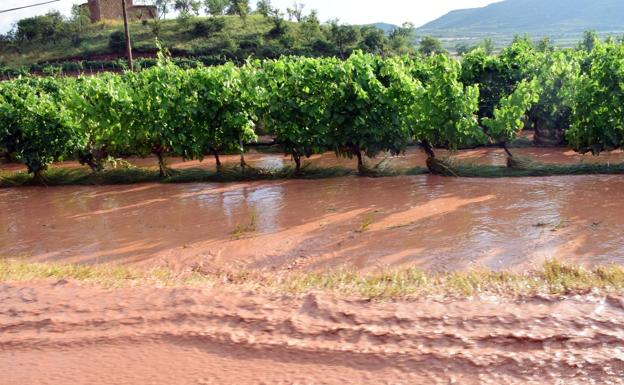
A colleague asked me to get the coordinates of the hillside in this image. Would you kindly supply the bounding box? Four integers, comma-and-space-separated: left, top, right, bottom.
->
0, 15, 410, 69
369, 23, 399, 34
418, 0, 624, 46
0, 15, 289, 67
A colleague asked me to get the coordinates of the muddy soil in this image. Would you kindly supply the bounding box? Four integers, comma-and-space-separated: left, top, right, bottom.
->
2, 175, 624, 272
1, 280, 623, 385
2, 146, 624, 174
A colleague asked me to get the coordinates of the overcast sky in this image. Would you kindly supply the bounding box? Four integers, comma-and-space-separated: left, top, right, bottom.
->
0, 0, 499, 33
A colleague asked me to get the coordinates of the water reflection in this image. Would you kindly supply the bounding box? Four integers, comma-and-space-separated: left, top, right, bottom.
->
1, 175, 624, 272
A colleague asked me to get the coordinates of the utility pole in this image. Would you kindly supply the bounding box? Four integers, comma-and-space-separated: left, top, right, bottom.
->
121, 0, 134, 71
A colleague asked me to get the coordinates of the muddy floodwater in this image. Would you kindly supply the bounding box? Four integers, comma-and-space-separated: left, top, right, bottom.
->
2, 174, 624, 272
4, 282, 623, 385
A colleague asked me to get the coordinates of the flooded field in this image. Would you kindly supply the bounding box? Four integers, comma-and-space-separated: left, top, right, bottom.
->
4, 145, 624, 385
2, 174, 624, 272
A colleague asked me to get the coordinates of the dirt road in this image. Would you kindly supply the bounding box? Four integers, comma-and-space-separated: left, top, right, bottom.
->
2, 280, 624, 384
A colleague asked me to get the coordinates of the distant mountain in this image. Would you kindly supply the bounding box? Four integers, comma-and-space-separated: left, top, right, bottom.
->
418, 0, 624, 38
369, 23, 399, 34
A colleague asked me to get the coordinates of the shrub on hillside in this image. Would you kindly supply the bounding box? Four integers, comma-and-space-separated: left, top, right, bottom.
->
108, 31, 126, 53
192, 18, 226, 37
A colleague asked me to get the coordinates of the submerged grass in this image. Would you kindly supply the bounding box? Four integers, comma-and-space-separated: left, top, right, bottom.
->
1, 157, 624, 187
447, 159, 624, 178
0, 163, 427, 187
2, 259, 624, 299
0, 165, 355, 187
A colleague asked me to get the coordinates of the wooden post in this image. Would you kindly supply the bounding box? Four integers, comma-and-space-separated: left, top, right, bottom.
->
121, 0, 134, 71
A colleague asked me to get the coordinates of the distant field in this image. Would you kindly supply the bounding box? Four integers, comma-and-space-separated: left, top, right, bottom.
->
435, 31, 624, 52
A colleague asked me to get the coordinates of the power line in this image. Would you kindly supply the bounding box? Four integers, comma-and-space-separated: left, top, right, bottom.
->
0, 0, 61, 14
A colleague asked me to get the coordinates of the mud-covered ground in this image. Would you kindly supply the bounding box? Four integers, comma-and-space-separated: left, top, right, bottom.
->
2, 280, 624, 385
4, 145, 624, 384
3, 146, 624, 174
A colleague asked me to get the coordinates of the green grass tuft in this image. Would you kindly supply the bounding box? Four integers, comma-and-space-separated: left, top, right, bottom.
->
2, 157, 624, 188
0, 165, 355, 187
445, 158, 624, 178
2, 259, 624, 299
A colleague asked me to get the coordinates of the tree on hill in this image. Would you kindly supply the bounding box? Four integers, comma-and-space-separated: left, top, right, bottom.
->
15, 11, 67, 43
255, 0, 272, 17
388, 23, 415, 55
227, 0, 251, 19
70, 4, 91, 33
286, 2, 305, 22
299, 10, 322, 44
419, 36, 445, 55
174, 0, 201, 16
141, 0, 173, 18
267, 10, 289, 38
359, 26, 388, 55
328, 21, 359, 58
205, 0, 228, 16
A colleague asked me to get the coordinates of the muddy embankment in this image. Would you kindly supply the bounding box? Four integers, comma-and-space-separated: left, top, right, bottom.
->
1, 281, 624, 385
2, 146, 624, 174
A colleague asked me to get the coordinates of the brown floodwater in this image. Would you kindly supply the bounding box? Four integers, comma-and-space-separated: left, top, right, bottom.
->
2, 174, 624, 272
4, 282, 623, 384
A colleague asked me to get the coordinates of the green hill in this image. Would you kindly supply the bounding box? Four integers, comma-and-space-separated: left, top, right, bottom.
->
369, 23, 399, 34
0, 14, 411, 69
418, 0, 624, 46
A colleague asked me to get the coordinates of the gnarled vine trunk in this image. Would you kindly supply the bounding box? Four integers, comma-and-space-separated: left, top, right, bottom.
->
503, 142, 517, 168
210, 148, 222, 171
154, 149, 168, 177
292, 150, 302, 173
239, 139, 247, 169
32, 169, 47, 185
350, 144, 364, 171
505, 143, 532, 170
81, 155, 100, 173
420, 139, 436, 159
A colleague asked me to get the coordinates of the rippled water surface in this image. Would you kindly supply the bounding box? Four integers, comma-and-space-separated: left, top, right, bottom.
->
3, 174, 624, 272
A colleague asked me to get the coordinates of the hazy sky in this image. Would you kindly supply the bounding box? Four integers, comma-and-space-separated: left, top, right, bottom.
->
0, 0, 499, 33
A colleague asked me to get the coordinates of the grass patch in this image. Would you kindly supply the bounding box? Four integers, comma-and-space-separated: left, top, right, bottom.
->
0, 163, 427, 187
2, 259, 624, 299
2, 157, 624, 188
509, 136, 535, 148
0, 259, 195, 288
231, 212, 257, 239
0, 167, 161, 187
356, 213, 375, 233
0, 165, 354, 187
446, 158, 624, 178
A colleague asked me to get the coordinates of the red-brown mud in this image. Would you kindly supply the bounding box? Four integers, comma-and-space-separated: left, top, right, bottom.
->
2, 281, 624, 385
2, 146, 624, 173
4, 144, 624, 384
2, 175, 624, 272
